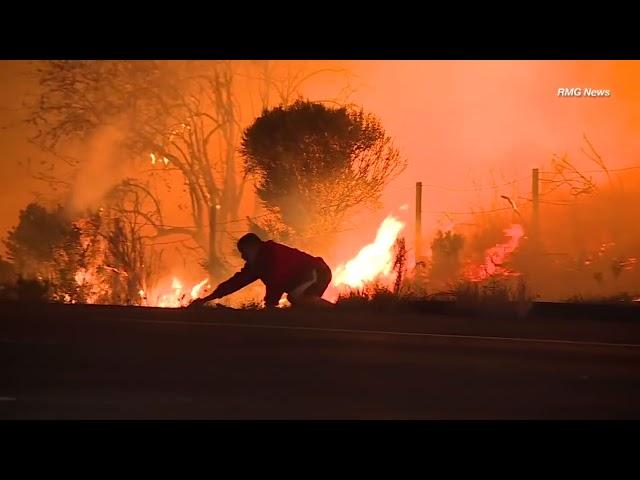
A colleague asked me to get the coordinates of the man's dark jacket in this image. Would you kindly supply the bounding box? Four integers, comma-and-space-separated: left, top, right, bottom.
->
211, 240, 328, 306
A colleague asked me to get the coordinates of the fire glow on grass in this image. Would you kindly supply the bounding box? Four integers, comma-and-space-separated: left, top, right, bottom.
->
333, 215, 405, 290
464, 223, 524, 281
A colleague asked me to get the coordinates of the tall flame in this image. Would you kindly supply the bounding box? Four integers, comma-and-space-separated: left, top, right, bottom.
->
333, 215, 405, 289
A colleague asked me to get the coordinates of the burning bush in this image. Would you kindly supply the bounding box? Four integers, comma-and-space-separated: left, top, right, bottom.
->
3, 202, 162, 305
4, 203, 90, 303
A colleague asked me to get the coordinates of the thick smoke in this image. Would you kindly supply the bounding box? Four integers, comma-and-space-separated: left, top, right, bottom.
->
68, 124, 131, 213
517, 167, 640, 300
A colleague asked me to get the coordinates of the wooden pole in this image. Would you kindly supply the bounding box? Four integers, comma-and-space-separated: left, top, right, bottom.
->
415, 181, 423, 265
209, 204, 218, 276
532, 168, 539, 244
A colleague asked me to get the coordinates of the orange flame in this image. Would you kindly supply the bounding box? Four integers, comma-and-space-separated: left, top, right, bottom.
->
464, 223, 524, 281
190, 277, 209, 299
156, 277, 184, 308
150, 276, 210, 308
74, 269, 92, 286
333, 215, 405, 290
278, 296, 291, 308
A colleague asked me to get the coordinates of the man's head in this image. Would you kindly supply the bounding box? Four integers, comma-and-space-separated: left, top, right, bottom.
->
237, 233, 263, 264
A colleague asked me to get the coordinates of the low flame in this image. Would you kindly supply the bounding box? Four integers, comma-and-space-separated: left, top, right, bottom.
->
190, 277, 209, 299
155, 277, 184, 308
333, 215, 405, 290
151, 277, 211, 308
150, 276, 210, 308
72, 270, 210, 308
278, 296, 291, 308
464, 223, 524, 281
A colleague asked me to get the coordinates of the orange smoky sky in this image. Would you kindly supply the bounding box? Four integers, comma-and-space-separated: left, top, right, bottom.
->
302, 60, 640, 261
1, 60, 640, 261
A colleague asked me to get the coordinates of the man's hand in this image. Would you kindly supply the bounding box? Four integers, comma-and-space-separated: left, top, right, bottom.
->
186, 297, 207, 309
187, 289, 221, 309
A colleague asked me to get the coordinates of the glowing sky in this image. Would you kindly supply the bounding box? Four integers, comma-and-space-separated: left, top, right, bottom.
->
2, 60, 639, 261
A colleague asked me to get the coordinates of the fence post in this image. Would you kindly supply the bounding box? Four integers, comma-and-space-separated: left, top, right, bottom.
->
415, 181, 423, 265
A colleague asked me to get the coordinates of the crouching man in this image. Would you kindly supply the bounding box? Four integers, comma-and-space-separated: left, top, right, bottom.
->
187, 233, 334, 309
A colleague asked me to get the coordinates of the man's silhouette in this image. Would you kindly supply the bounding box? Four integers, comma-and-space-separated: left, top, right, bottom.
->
187, 233, 333, 308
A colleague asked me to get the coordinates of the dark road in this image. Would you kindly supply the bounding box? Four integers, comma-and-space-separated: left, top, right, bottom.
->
1, 303, 640, 419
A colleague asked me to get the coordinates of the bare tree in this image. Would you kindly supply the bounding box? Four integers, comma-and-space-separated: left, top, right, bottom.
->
99, 183, 163, 303
27, 61, 249, 279
247, 60, 355, 109
27, 60, 358, 280
543, 136, 611, 199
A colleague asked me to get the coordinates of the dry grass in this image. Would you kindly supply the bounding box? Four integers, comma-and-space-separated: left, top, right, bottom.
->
449, 277, 533, 319
336, 274, 534, 319
0, 277, 52, 303
565, 292, 640, 304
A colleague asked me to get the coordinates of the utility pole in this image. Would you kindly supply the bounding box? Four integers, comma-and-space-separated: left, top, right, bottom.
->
209, 204, 220, 277
415, 181, 423, 265
532, 168, 540, 244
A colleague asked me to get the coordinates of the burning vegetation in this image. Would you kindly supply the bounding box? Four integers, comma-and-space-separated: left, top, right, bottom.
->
1, 61, 639, 309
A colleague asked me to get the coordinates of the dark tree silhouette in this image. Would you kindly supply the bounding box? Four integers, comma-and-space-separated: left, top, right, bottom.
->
4, 203, 89, 302
4, 203, 72, 279
241, 100, 405, 244
430, 230, 465, 284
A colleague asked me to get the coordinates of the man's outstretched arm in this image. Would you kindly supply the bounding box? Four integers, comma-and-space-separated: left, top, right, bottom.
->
188, 266, 259, 307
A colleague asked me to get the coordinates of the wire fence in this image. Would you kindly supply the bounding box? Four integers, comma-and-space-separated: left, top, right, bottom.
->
147, 163, 640, 245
